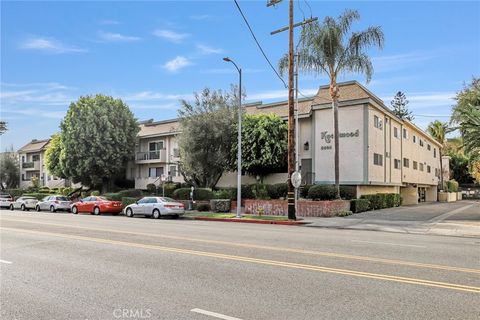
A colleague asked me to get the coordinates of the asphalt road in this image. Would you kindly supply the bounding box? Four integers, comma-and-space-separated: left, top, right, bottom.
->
1, 209, 479, 320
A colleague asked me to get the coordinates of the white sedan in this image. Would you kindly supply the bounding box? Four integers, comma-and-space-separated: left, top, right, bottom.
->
124, 197, 185, 219
10, 196, 38, 211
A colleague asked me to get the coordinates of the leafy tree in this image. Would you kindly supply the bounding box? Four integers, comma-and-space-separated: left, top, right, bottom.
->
451, 78, 480, 162
45, 134, 65, 178
0, 121, 6, 135
279, 9, 384, 199
448, 152, 474, 184
229, 113, 287, 182
0, 148, 19, 189
390, 91, 414, 121
177, 87, 238, 188
427, 120, 450, 188
59, 94, 139, 191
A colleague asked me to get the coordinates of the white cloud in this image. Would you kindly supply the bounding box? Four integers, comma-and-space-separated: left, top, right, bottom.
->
152, 29, 189, 43
20, 37, 86, 54
162, 56, 192, 72
2, 107, 66, 119
98, 31, 141, 42
371, 52, 435, 73
0, 82, 75, 106
196, 44, 224, 55
380, 92, 455, 109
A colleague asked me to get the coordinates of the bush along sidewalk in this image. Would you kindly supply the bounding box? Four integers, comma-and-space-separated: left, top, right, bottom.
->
360, 193, 401, 210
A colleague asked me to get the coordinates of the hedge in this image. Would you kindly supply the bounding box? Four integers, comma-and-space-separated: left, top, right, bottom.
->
103, 193, 122, 201
307, 185, 357, 201
350, 199, 370, 213
213, 189, 233, 200
158, 183, 179, 197
173, 188, 214, 201
300, 185, 313, 199
210, 199, 231, 212
5, 189, 24, 198
22, 193, 56, 201
196, 203, 211, 211
118, 189, 143, 198
122, 197, 138, 208
266, 183, 288, 199
360, 193, 401, 210
446, 180, 459, 192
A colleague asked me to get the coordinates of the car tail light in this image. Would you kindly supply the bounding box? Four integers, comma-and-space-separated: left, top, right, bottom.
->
164, 204, 176, 208
179, 203, 184, 208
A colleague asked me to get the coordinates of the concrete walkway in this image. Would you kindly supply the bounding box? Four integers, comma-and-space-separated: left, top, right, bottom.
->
303, 200, 480, 238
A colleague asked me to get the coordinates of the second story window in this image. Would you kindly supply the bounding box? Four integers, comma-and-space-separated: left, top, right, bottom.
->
374, 115, 383, 130
393, 127, 399, 138
427, 165, 431, 173
403, 128, 409, 139
413, 135, 417, 143
419, 139, 424, 147
419, 163, 424, 171
394, 159, 401, 169
403, 158, 409, 168
413, 161, 418, 170
434, 148, 437, 158
373, 153, 383, 166
427, 144, 431, 151
32, 154, 40, 162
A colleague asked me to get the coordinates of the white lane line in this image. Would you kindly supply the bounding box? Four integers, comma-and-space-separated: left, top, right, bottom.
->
0, 259, 12, 264
351, 240, 426, 248
191, 308, 243, 320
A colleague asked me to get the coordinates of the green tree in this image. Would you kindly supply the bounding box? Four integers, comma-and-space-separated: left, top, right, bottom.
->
390, 91, 414, 121
448, 152, 474, 184
177, 88, 238, 188
279, 9, 384, 199
0, 149, 19, 189
451, 78, 480, 163
0, 121, 7, 135
59, 95, 139, 191
229, 113, 287, 182
45, 134, 65, 178
427, 120, 449, 189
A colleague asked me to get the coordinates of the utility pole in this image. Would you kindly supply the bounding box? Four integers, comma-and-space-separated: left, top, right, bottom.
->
268, 0, 317, 220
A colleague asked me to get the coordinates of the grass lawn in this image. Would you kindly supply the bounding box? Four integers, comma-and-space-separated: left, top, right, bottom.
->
185, 212, 294, 221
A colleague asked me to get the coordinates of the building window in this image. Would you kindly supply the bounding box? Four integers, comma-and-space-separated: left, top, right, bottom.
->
394, 159, 401, 169
374, 115, 383, 130
403, 158, 409, 168
413, 161, 418, 170
434, 148, 436, 158
393, 127, 399, 138
427, 144, 431, 151
169, 165, 177, 177
427, 165, 431, 173
173, 148, 180, 157
419, 139, 424, 147
373, 153, 383, 166
32, 154, 40, 162
435, 168, 438, 177
413, 135, 417, 143
403, 128, 409, 139
149, 167, 164, 178
419, 163, 424, 171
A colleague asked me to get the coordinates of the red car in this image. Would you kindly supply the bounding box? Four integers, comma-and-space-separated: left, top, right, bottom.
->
71, 196, 122, 215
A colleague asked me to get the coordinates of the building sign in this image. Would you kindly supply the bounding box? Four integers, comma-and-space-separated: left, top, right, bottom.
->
320, 129, 360, 150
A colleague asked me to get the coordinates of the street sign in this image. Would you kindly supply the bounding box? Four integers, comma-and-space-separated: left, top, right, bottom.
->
291, 171, 301, 188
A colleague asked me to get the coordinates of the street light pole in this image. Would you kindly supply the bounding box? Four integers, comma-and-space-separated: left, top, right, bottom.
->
223, 57, 242, 218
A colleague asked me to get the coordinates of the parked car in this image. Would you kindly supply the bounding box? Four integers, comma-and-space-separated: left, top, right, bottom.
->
124, 196, 185, 219
71, 196, 122, 215
0, 192, 13, 209
10, 196, 38, 211
35, 195, 72, 212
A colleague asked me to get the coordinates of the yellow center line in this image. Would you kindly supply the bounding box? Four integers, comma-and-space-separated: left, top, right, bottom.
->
1, 217, 479, 275
2, 226, 479, 294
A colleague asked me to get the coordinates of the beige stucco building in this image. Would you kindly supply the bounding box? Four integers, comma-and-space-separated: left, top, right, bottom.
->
129, 81, 445, 205
18, 139, 74, 189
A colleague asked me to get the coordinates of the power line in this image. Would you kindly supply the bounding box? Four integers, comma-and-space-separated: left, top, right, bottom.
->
233, 0, 288, 88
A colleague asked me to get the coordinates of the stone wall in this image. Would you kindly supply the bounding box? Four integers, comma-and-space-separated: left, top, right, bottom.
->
244, 199, 350, 217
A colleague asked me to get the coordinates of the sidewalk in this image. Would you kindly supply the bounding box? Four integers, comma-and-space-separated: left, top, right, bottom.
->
302, 200, 480, 238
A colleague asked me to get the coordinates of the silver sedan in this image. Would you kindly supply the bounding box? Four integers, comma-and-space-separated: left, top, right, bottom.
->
10, 196, 38, 211
35, 195, 72, 212
124, 197, 185, 219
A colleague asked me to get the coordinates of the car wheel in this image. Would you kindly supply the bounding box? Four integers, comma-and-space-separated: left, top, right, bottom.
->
21, 204, 26, 211
173, 214, 180, 219
93, 207, 100, 215
36, 205, 41, 212
72, 206, 78, 214
126, 208, 134, 218
152, 209, 161, 219
50, 206, 56, 213
67, 209, 71, 213
10, 204, 14, 211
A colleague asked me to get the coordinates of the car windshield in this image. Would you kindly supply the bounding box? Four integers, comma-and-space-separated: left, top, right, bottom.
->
159, 197, 177, 203
56, 196, 69, 201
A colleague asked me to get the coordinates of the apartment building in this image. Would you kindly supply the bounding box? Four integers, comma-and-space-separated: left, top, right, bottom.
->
130, 81, 445, 205
18, 139, 73, 189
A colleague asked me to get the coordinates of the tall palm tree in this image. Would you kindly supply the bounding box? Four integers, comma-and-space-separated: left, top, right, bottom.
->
279, 10, 384, 198
427, 120, 449, 189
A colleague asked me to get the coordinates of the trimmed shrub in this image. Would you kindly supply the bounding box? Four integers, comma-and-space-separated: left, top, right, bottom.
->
160, 183, 179, 197
103, 193, 122, 201
213, 189, 233, 200
5, 189, 24, 198
308, 185, 337, 200
173, 188, 214, 201
267, 183, 288, 199
300, 184, 312, 199
392, 194, 402, 207
446, 180, 459, 192
340, 186, 356, 200
252, 184, 270, 200
118, 189, 143, 198
122, 197, 138, 208
196, 203, 210, 212
360, 193, 401, 210
350, 199, 370, 213
210, 199, 231, 212
22, 193, 53, 200
146, 183, 157, 194
91, 190, 100, 196
336, 210, 353, 217
173, 188, 190, 200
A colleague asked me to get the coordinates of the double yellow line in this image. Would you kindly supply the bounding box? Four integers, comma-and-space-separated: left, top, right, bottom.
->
2, 218, 479, 275
2, 226, 479, 294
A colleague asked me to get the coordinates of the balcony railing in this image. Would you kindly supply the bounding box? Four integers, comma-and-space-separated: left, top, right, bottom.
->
22, 162, 34, 168
136, 149, 167, 162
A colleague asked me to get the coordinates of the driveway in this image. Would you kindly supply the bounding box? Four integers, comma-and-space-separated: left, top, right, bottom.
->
304, 200, 480, 238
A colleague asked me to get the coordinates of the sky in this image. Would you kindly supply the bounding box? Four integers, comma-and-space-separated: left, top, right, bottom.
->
1, 0, 479, 149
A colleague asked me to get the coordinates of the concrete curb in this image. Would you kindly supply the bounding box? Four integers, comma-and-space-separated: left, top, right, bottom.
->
193, 216, 309, 225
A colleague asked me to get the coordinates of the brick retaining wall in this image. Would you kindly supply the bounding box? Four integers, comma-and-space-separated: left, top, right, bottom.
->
244, 199, 350, 217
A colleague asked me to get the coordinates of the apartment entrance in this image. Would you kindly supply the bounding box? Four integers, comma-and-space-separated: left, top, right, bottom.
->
418, 187, 426, 202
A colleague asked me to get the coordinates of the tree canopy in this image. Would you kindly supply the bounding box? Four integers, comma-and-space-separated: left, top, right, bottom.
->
229, 113, 287, 181
0, 148, 19, 189
390, 91, 414, 121
177, 87, 238, 188
45, 134, 65, 179
58, 94, 138, 189
0, 121, 7, 135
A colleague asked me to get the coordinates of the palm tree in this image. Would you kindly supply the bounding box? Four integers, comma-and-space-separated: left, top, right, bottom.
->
427, 120, 450, 189
279, 10, 384, 199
